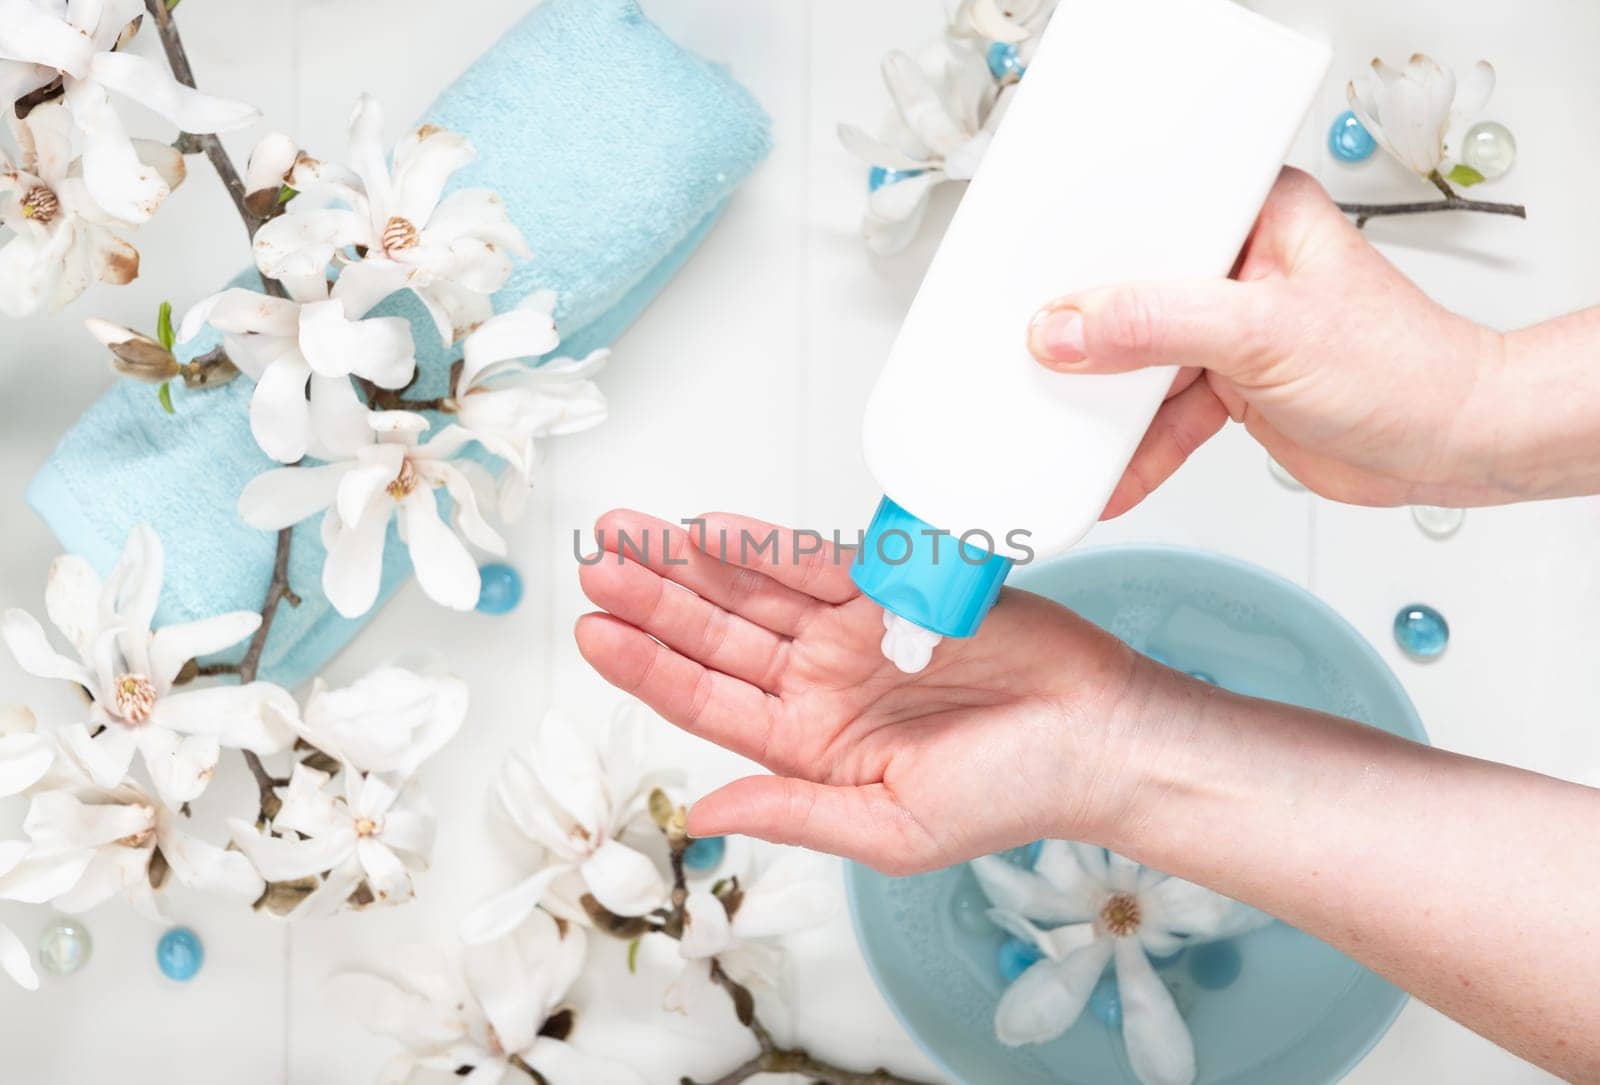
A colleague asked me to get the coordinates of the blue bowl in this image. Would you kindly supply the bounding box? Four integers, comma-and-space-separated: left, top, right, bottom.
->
846, 544, 1424, 1085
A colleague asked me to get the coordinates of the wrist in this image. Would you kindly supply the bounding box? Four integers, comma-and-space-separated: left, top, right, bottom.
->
1453, 316, 1600, 502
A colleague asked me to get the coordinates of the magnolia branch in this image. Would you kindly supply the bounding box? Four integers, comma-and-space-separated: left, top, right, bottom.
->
143, 0, 305, 819
1337, 170, 1527, 229
570, 795, 934, 1085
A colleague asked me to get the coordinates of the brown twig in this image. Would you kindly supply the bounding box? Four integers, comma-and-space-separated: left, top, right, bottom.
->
1336, 169, 1527, 229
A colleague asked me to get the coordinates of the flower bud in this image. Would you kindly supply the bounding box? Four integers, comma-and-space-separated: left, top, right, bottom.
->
85, 318, 181, 384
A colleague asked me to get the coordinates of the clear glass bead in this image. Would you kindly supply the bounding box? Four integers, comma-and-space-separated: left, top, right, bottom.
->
1410, 505, 1465, 540
1393, 604, 1449, 660
1328, 110, 1377, 163
37, 917, 91, 976
1462, 121, 1516, 181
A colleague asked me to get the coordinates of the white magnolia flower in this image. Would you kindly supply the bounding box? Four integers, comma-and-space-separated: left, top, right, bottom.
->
177, 285, 417, 463
454, 291, 607, 517
228, 763, 434, 917
461, 706, 677, 943
252, 95, 529, 344
0, 704, 59, 990
0, 102, 180, 316
972, 843, 1271, 1085
331, 912, 642, 1085
1347, 55, 1495, 179
16, 762, 264, 921
1, 525, 296, 807
238, 409, 504, 617
839, 45, 1010, 254
280, 667, 467, 780
945, 0, 1055, 45
0, 0, 256, 222
668, 848, 835, 1014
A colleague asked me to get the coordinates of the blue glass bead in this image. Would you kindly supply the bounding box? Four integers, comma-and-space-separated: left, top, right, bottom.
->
868, 166, 924, 192
1393, 604, 1449, 660
1187, 940, 1242, 990
38, 917, 91, 976
1328, 110, 1377, 164
157, 927, 203, 982
1187, 671, 1216, 685
1088, 974, 1122, 1027
1022, 840, 1043, 867
682, 835, 726, 873
987, 41, 1026, 81
997, 937, 1042, 982
475, 563, 523, 615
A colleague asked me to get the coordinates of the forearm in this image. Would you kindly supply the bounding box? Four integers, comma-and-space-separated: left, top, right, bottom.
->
1462, 305, 1600, 501
1097, 675, 1600, 1082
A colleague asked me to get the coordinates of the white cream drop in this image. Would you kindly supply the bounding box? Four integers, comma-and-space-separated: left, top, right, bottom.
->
880, 610, 943, 674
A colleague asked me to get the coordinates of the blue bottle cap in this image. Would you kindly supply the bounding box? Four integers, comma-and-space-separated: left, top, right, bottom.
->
850, 496, 1013, 638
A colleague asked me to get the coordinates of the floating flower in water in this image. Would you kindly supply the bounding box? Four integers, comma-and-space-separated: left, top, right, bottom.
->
460, 705, 678, 943
0, 526, 296, 807
972, 842, 1270, 1085
1346, 55, 1494, 180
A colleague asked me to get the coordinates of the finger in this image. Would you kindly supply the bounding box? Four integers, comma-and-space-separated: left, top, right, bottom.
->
694, 512, 860, 605
575, 613, 777, 763
578, 550, 788, 693
688, 775, 938, 877
1027, 277, 1279, 377
1100, 378, 1229, 519
590, 508, 822, 636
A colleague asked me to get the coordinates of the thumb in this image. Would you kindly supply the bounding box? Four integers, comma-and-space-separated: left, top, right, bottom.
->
1028, 278, 1274, 378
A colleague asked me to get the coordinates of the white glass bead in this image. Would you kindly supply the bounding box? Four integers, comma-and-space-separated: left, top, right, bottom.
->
1461, 121, 1516, 181
38, 917, 91, 976
1411, 505, 1465, 539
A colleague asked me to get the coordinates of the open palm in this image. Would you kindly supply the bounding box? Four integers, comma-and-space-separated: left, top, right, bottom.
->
575, 510, 1150, 873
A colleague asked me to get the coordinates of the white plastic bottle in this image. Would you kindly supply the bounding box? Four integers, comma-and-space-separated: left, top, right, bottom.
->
853, 0, 1329, 671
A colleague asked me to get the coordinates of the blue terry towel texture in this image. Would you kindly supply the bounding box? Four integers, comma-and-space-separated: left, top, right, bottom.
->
27, 0, 770, 687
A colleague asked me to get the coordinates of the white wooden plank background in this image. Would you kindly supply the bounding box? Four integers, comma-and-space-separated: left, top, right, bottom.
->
0, 0, 1594, 1081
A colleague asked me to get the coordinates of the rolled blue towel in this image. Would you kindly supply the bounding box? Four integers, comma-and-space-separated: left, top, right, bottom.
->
26, 0, 770, 688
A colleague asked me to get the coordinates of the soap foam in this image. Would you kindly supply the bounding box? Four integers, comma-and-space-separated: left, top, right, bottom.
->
880, 611, 943, 674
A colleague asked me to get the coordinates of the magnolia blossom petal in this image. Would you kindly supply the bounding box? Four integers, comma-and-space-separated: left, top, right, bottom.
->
248, 352, 314, 463
57, 722, 139, 791
0, 1, 95, 73
0, 921, 38, 990
967, 0, 1033, 43
357, 837, 413, 905
158, 817, 263, 898
179, 287, 300, 341
0, 849, 94, 904
458, 304, 562, 391
863, 169, 941, 256
324, 969, 464, 1048
323, 498, 393, 620
663, 957, 719, 1015
434, 462, 505, 556
391, 125, 475, 226
337, 445, 405, 529
426, 188, 529, 256
0, 732, 52, 796
1116, 938, 1196, 1085
465, 910, 586, 1055
523, 1039, 643, 1085
496, 752, 579, 858
44, 553, 102, 658
88, 51, 259, 133
228, 817, 356, 881
528, 713, 609, 842
245, 132, 298, 200
136, 727, 221, 808
1140, 875, 1247, 941
307, 373, 375, 462
254, 207, 369, 279
459, 865, 569, 945
329, 257, 411, 322
836, 122, 931, 171
298, 300, 415, 387
579, 838, 666, 917
239, 462, 349, 529
150, 682, 297, 753
1, 609, 92, 687
730, 851, 835, 940
678, 889, 734, 960
994, 937, 1113, 1046
149, 611, 260, 688
399, 490, 480, 611
970, 854, 1093, 924
109, 522, 162, 651
1456, 60, 1495, 117
63, 78, 170, 224
882, 51, 967, 157
345, 94, 393, 221
25, 788, 152, 852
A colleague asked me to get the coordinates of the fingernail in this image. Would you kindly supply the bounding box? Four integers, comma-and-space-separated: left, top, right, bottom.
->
1029, 307, 1087, 365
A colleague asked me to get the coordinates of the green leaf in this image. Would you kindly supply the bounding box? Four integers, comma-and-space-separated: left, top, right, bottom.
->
156, 300, 175, 350
157, 381, 175, 414
277, 184, 297, 206
1447, 163, 1486, 188
626, 938, 640, 974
